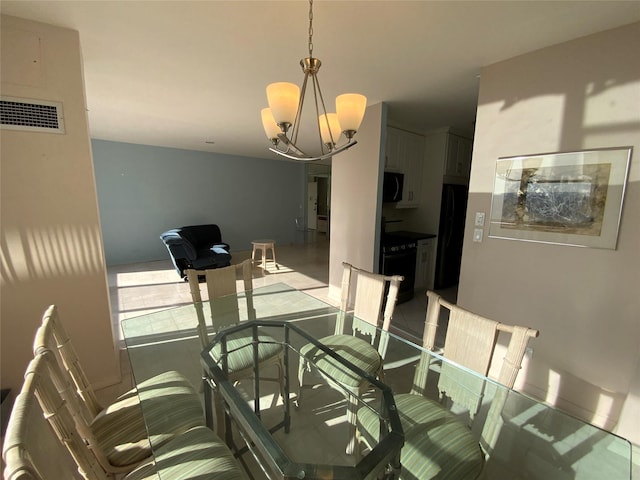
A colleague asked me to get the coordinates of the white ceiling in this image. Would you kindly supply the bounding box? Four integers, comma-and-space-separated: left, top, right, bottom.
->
2, 1, 640, 160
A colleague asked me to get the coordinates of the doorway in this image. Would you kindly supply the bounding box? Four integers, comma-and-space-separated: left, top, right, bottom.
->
306, 164, 331, 243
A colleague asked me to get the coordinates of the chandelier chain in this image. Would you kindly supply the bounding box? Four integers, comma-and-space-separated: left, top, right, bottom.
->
308, 0, 314, 57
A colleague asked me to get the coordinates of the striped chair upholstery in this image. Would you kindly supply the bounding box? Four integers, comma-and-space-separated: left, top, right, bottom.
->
124, 426, 248, 480
91, 371, 206, 467
356, 290, 539, 479
357, 393, 484, 480
185, 259, 285, 436
3, 353, 247, 480
297, 262, 403, 455
32, 305, 206, 474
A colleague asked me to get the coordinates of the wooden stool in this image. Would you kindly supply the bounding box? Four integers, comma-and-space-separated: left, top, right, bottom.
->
251, 239, 277, 270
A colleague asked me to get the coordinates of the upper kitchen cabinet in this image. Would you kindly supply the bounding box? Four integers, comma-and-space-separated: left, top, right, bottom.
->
385, 126, 425, 208
384, 126, 403, 172
444, 133, 473, 182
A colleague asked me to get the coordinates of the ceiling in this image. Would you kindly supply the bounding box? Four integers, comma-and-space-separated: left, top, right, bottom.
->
2, 1, 640, 161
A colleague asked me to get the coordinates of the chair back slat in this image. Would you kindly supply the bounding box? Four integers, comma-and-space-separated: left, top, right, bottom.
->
480, 324, 540, 456
205, 265, 239, 298
496, 324, 539, 388
411, 290, 539, 417
185, 269, 211, 347
352, 273, 386, 328
186, 259, 254, 350
444, 308, 499, 375
336, 262, 403, 356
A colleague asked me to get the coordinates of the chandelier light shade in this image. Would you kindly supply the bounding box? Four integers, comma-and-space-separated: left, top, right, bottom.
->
336, 93, 367, 137
261, 0, 367, 162
266, 82, 300, 128
318, 113, 341, 146
260, 108, 281, 143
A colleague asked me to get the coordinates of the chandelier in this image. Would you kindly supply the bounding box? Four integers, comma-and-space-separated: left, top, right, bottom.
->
261, 0, 367, 162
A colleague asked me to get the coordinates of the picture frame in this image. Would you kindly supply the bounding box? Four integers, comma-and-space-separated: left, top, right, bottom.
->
488, 147, 632, 249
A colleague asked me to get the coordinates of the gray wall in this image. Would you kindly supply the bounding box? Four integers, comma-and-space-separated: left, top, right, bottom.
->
92, 140, 305, 266
459, 22, 640, 443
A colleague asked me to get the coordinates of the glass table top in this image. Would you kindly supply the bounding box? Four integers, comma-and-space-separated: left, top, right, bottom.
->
121, 282, 632, 480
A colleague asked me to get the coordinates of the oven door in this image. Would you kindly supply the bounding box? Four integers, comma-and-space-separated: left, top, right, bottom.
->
381, 249, 416, 304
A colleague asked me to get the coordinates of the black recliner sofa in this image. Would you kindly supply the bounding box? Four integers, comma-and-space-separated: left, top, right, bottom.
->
160, 224, 232, 279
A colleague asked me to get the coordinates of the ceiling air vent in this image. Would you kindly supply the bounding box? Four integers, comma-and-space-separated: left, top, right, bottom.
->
1, 96, 65, 134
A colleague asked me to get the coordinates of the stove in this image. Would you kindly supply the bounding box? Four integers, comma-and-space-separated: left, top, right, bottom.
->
381, 234, 418, 254
380, 233, 418, 304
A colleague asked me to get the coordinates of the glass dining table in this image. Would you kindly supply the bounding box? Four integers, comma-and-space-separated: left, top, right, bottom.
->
121, 282, 632, 480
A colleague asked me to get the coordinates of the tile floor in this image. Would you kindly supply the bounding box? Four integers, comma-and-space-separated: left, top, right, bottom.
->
106, 235, 439, 353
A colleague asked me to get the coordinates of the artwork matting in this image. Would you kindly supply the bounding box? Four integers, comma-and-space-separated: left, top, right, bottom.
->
488, 147, 632, 249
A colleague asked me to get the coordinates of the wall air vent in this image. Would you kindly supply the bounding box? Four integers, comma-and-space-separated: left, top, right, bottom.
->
1, 97, 65, 134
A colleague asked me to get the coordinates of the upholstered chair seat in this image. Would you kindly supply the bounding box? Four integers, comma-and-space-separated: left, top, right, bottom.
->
206, 331, 284, 373
357, 394, 484, 480
123, 426, 248, 480
299, 334, 382, 388
91, 370, 206, 467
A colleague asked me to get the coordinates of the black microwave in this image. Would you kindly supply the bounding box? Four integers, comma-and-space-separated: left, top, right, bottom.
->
383, 172, 404, 203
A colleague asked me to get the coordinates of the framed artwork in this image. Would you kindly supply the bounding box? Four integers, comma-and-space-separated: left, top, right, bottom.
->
488, 147, 632, 249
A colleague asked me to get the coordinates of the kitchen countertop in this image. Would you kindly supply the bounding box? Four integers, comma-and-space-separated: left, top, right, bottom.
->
386, 230, 436, 240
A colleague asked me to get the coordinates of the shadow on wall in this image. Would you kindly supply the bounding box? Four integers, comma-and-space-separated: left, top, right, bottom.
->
523, 358, 627, 433
460, 188, 636, 434
0, 223, 106, 285
478, 23, 640, 153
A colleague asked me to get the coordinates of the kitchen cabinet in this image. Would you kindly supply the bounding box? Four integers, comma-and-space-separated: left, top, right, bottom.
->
384, 127, 403, 172
385, 126, 425, 208
414, 237, 436, 292
444, 133, 473, 182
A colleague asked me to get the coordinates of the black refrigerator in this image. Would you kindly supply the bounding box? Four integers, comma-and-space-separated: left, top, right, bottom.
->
434, 184, 468, 289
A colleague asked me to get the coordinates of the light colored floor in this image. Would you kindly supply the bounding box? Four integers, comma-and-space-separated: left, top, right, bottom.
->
99, 235, 639, 479
106, 234, 440, 352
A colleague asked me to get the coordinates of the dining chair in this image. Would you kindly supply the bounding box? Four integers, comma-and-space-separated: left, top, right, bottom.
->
32, 305, 206, 474
356, 290, 539, 479
297, 261, 404, 455
185, 259, 285, 434
2, 352, 249, 480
